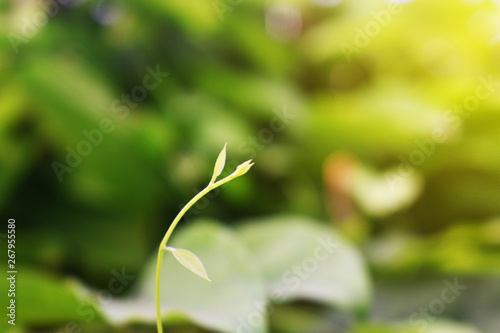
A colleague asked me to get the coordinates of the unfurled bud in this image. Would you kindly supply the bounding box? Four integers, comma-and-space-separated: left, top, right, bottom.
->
232, 159, 254, 178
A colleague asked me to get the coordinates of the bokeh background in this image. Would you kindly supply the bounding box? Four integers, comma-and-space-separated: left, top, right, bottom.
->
1, 0, 500, 332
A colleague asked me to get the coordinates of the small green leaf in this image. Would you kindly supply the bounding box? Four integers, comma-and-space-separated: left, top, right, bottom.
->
210, 143, 227, 184
166, 247, 211, 281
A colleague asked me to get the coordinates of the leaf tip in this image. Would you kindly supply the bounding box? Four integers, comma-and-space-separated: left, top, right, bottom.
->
210, 143, 228, 184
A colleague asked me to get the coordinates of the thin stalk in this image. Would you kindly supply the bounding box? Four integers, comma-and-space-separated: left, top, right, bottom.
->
155, 184, 215, 333
155, 143, 253, 333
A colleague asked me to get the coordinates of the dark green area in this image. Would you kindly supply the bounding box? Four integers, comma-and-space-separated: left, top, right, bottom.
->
1, 0, 499, 332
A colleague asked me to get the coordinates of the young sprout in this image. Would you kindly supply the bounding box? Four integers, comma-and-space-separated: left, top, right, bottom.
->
155, 143, 254, 333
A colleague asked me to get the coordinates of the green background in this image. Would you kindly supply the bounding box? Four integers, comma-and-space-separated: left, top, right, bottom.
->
0, 0, 499, 332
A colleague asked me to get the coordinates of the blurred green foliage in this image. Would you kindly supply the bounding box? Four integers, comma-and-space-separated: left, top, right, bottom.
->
1, 0, 500, 332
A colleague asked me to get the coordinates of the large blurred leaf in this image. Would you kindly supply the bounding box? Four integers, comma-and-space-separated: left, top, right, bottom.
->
366, 220, 500, 275
101, 220, 267, 333
351, 320, 482, 333
0, 267, 103, 331
238, 215, 371, 315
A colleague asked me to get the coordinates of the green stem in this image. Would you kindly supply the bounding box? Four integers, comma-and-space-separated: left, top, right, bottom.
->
155, 154, 253, 333
155, 184, 216, 333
